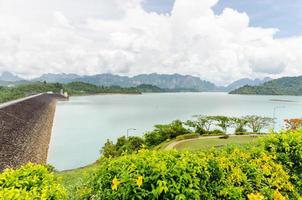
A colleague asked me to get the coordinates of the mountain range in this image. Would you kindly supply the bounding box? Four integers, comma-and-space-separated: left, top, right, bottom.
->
0, 72, 23, 82
0, 71, 271, 92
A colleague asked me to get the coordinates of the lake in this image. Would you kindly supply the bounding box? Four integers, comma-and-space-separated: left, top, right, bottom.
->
47, 92, 302, 170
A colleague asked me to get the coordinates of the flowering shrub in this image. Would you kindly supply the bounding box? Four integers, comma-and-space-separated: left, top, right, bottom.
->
264, 130, 302, 193
81, 146, 299, 199
0, 163, 67, 199
284, 118, 302, 130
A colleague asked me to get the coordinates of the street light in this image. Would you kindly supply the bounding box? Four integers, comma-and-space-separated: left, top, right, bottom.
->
126, 128, 136, 138
273, 106, 285, 131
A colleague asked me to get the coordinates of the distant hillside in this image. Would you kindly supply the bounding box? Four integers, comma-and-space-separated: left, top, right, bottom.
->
230, 76, 302, 96
224, 77, 272, 91
36, 73, 80, 83
35, 73, 217, 92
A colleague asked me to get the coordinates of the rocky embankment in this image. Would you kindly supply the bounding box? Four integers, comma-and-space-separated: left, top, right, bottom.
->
0, 94, 61, 171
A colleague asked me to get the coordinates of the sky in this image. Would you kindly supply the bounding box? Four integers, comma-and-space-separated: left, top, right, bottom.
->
0, 0, 301, 85
143, 0, 302, 38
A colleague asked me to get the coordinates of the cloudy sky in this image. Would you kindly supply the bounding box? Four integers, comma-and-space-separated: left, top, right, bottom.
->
0, 0, 301, 85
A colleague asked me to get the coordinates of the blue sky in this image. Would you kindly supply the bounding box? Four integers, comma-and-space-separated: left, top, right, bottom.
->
143, 0, 302, 38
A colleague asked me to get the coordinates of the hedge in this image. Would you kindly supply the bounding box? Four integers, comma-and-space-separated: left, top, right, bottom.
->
0, 163, 67, 200
80, 146, 300, 199
264, 130, 302, 194
3, 131, 302, 199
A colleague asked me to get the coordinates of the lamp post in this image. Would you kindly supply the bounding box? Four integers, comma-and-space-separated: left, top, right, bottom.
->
273, 106, 285, 131
127, 128, 136, 138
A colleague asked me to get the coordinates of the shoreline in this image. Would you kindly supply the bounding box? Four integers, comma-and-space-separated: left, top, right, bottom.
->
69, 92, 142, 97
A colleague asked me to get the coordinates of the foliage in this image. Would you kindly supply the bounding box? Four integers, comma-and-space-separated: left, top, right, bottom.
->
243, 115, 274, 133
64, 82, 140, 95
185, 115, 215, 135
219, 134, 230, 139
186, 115, 273, 135
0, 82, 63, 103
211, 116, 233, 133
0, 81, 141, 104
284, 118, 302, 130
101, 136, 146, 158
136, 84, 166, 93
101, 139, 119, 158
205, 129, 225, 136
81, 146, 299, 199
232, 117, 248, 133
144, 120, 191, 147
235, 132, 253, 136
263, 130, 302, 193
0, 163, 67, 199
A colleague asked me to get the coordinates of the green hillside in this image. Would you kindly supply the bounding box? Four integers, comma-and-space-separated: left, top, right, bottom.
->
0, 82, 141, 104
230, 76, 302, 95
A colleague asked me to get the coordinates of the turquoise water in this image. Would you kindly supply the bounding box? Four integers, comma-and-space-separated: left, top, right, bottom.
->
47, 93, 302, 170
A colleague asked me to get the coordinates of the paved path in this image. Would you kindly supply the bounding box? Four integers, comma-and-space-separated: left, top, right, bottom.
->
164, 135, 222, 150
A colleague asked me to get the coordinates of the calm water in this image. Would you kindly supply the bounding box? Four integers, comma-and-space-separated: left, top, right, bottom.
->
47, 93, 302, 170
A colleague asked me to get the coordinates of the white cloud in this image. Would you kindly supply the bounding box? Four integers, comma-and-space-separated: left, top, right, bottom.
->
0, 0, 301, 85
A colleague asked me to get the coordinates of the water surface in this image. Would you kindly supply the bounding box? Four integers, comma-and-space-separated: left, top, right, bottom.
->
48, 93, 302, 170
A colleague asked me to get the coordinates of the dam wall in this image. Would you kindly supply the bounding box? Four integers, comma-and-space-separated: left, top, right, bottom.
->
0, 94, 59, 171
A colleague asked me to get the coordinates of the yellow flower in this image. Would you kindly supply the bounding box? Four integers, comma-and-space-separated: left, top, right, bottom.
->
262, 154, 271, 162
248, 193, 264, 200
112, 177, 121, 190
137, 176, 143, 188
273, 190, 286, 200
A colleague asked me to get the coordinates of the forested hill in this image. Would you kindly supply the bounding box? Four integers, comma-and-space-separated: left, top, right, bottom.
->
229, 76, 302, 96
0, 82, 142, 104
35, 73, 217, 92
0, 81, 199, 104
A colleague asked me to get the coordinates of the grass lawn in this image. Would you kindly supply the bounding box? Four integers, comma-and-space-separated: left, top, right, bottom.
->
174, 135, 260, 151
55, 163, 98, 197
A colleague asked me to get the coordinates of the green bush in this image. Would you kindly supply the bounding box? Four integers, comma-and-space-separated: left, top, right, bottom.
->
81, 147, 299, 199
176, 133, 199, 140
235, 132, 251, 135
263, 130, 302, 193
0, 163, 67, 199
219, 134, 230, 139
101, 136, 146, 158
144, 120, 191, 147
206, 129, 225, 136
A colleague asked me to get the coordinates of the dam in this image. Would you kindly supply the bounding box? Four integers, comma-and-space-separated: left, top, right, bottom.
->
0, 93, 65, 171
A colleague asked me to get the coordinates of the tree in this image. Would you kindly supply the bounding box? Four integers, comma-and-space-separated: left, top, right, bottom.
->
284, 118, 302, 130
154, 120, 191, 139
128, 136, 145, 151
186, 115, 215, 135
116, 136, 130, 154
212, 116, 233, 134
244, 115, 274, 133
144, 131, 163, 147
144, 120, 190, 147
100, 139, 118, 158
232, 117, 248, 133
